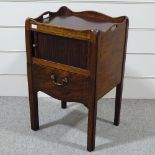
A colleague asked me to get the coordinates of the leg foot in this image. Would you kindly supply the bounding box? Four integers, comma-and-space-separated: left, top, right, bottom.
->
61, 101, 67, 109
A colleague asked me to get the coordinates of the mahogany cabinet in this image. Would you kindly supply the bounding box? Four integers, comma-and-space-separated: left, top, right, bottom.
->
25, 6, 129, 151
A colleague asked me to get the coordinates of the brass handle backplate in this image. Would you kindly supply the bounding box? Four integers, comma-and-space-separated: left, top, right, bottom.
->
50, 74, 68, 86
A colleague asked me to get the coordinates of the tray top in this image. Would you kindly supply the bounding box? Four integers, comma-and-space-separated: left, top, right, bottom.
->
42, 15, 116, 31
32, 6, 126, 32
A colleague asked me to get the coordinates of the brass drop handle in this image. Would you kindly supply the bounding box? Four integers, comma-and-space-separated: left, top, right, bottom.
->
50, 74, 68, 86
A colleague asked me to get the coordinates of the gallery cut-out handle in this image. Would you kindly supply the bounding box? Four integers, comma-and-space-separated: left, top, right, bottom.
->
43, 13, 50, 19
111, 25, 117, 32
31, 24, 37, 29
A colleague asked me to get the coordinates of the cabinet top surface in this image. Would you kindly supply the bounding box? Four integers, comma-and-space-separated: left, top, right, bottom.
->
42, 15, 116, 31
31, 6, 126, 32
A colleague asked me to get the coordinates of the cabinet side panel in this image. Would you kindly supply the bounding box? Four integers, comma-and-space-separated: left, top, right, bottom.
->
96, 23, 127, 99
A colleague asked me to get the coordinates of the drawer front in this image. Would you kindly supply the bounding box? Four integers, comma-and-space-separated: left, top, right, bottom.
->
32, 64, 89, 102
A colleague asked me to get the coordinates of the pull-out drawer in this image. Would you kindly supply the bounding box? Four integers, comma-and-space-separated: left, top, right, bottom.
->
32, 64, 90, 103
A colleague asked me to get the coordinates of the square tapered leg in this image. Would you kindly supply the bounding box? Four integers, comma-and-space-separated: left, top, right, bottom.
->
87, 99, 97, 152
29, 91, 39, 130
114, 82, 123, 126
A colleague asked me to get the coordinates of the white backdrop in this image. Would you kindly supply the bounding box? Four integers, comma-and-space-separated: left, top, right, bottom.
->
0, 0, 155, 98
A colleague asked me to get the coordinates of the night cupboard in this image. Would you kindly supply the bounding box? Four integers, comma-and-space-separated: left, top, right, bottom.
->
25, 6, 129, 151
